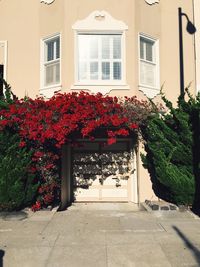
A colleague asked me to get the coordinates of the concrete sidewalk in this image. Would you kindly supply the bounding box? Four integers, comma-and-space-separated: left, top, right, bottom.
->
0, 203, 200, 267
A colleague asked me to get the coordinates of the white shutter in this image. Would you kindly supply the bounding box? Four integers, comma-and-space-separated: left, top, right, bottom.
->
140, 61, 156, 88
45, 62, 60, 86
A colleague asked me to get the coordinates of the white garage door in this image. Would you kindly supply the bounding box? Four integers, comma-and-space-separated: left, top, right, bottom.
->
73, 141, 132, 202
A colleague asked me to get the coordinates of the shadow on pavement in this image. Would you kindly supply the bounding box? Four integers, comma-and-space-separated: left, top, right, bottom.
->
173, 225, 200, 265
0, 250, 5, 267
3, 211, 28, 221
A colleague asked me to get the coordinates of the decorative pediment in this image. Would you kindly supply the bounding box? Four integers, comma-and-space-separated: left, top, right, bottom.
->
145, 0, 159, 5
72, 10, 128, 31
40, 0, 55, 4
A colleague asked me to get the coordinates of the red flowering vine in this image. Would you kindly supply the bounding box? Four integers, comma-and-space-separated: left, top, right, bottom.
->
0, 91, 157, 210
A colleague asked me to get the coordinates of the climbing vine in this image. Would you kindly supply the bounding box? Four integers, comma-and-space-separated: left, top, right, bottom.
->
0, 91, 156, 210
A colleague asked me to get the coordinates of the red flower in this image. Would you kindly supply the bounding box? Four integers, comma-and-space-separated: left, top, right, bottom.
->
107, 131, 115, 137
34, 151, 44, 158
0, 120, 8, 126
116, 129, 129, 136
107, 137, 116, 145
19, 141, 26, 148
130, 123, 138, 129
44, 163, 54, 170
31, 201, 41, 212
43, 194, 53, 204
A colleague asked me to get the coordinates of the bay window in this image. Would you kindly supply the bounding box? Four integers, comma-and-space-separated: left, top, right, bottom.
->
77, 33, 123, 84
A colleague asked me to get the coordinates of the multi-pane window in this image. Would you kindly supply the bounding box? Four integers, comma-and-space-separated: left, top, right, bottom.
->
44, 35, 60, 87
139, 36, 158, 88
77, 34, 122, 83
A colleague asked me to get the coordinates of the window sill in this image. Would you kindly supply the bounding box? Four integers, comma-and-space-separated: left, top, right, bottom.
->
70, 84, 130, 95
138, 84, 160, 99
40, 83, 62, 91
39, 84, 62, 98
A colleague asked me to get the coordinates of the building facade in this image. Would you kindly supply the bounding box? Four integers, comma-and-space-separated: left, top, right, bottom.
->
0, 0, 198, 206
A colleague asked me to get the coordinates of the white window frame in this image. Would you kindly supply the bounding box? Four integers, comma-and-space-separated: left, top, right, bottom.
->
75, 31, 125, 86
0, 41, 8, 82
40, 33, 61, 96
138, 33, 160, 98
71, 11, 129, 94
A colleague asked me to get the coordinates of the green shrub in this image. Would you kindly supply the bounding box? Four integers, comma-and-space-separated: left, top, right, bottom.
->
0, 131, 38, 211
141, 93, 195, 206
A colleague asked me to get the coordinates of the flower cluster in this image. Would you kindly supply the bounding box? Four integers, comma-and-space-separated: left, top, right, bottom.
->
0, 92, 141, 147
0, 91, 154, 210
31, 201, 41, 212
30, 149, 60, 210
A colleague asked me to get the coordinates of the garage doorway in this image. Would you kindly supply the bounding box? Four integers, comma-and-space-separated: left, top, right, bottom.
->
73, 141, 135, 202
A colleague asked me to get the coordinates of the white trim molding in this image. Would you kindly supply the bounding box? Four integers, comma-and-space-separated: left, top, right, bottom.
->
145, 0, 159, 5
70, 85, 130, 95
40, 0, 55, 4
72, 10, 128, 31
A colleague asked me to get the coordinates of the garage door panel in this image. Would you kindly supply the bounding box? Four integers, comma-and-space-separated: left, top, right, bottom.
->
102, 164, 118, 176
75, 188, 99, 199
103, 177, 128, 186
101, 152, 130, 162
74, 152, 99, 162
102, 188, 128, 198
73, 142, 131, 202
74, 176, 97, 187
74, 164, 101, 175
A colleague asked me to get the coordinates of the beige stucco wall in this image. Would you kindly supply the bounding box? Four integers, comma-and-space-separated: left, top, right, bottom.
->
0, 0, 197, 202
137, 144, 157, 203
0, 0, 196, 99
0, 45, 4, 65
160, 1, 196, 103
0, 0, 40, 98
194, 0, 200, 93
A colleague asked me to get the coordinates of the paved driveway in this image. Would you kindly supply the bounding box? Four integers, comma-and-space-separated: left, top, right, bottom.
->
0, 203, 200, 267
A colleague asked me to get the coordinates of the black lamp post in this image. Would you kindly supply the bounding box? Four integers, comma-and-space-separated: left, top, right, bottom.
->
178, 7, 196, 98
